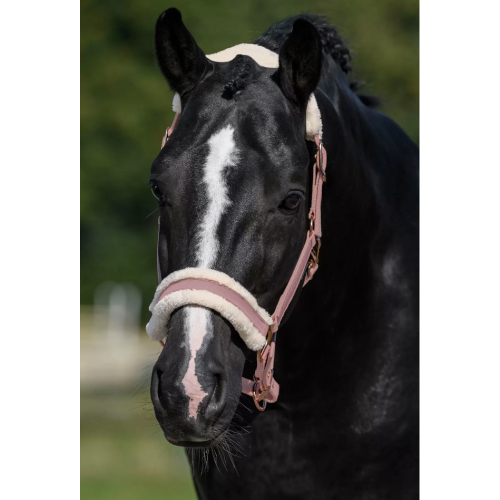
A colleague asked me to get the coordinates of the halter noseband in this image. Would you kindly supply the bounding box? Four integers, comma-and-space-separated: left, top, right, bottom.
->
148, 113, 327, 411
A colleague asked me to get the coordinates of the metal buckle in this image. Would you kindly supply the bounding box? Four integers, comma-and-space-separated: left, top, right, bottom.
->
314, 236, 322, 263
307, 237, 322, 275
161, 127, 171, 149
254, 327, 275, 411
259, 326, 273, 360
253, 380, 268, 411
309, 212, 315, 235
252, 367, 275, 411
318, 141, 326, 182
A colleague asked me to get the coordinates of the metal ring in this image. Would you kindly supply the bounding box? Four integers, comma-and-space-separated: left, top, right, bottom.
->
259, 326, 273, 357
252, 381, 267, 412
309, 216, 315, 234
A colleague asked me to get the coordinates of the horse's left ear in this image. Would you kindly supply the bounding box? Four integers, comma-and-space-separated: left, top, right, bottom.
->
155, 8, 210, 96
275, 19, 323, 107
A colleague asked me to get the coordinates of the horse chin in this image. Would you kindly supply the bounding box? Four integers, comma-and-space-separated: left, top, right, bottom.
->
159, 415, 235, 448
165, 428, 230, 449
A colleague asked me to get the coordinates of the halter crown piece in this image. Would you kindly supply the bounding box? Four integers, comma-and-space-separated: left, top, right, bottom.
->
147, 45, 327, 411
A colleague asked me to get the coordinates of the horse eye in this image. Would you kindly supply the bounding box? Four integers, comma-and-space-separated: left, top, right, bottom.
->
280, 193, 301, 211
151, 184, 162, 201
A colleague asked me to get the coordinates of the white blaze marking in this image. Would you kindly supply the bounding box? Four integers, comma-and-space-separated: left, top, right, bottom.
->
183, 306, 210, 419
182, 126, 239, 418
196, 126, 239, 268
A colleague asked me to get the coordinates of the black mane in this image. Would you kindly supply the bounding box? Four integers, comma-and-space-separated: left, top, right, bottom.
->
255, 14, 380, 107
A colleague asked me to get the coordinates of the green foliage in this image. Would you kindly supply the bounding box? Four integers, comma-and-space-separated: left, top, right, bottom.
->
81, 0, 418, 318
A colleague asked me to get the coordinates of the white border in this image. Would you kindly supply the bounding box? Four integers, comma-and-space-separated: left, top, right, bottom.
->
421, 1, 500, 498
0, 1, 79, 498
1, 1, 500, 498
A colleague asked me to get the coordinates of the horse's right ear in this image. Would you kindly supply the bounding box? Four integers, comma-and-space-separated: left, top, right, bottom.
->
275, 19, 322, 107
155, 8, 210, 96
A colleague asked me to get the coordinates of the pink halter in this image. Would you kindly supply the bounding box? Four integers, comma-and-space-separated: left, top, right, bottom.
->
154, 113, 327, 411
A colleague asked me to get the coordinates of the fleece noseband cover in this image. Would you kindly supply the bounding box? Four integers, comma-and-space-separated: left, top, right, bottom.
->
147, 268, 272, 351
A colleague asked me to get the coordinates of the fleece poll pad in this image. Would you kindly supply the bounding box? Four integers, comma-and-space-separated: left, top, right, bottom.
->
171, 43, 323, 141
146, 268, 273, 351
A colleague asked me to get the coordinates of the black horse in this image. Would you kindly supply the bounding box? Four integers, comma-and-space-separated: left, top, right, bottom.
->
148, 8, 418, 499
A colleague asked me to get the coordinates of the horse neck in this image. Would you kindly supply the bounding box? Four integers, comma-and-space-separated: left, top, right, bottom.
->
274, 80, 413, 411
307, 79, 381, 325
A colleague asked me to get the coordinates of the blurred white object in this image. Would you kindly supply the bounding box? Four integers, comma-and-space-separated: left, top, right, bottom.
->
81, 283, 158, 391
93, 282, 142, 341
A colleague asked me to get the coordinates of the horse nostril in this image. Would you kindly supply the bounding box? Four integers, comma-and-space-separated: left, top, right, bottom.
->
203, 373, 227, 421
154, 367, 167, 410
213, 374, 223, 404
157, 369, 163, 399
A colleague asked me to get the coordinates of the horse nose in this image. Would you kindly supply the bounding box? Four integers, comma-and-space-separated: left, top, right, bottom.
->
151, 362, 227, 442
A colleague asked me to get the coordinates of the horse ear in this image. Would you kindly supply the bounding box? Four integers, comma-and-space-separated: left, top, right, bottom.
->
275, 19, 323, 107
155, 8, 210, 96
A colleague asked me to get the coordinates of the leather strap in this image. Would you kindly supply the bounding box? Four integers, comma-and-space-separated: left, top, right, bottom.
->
154, 113, 326, 409
161, 112, 181, 149
271, 134, 326, 329
250, 136, 326, 407
157, 216, 162, 284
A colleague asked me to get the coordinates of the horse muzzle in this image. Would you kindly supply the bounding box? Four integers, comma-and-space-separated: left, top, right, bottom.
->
150, 306, 240, 445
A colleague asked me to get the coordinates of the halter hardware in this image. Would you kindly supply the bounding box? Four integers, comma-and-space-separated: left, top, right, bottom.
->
248, 325, 277, 410
308, 237, 322, 276
260, 326, 273, 357
316, 139, 326, 182
253, 381, 267, 411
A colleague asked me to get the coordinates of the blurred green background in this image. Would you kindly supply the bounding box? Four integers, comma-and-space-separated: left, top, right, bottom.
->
81, 1, 418, 499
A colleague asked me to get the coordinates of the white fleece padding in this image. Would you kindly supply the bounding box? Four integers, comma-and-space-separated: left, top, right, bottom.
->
171, 44, 323, 140
172, 93, 181, 113
150, 268, 272, 322
207, 43, 279, 68
147, 268, 272, 351
147, 289, 268, 351
306, 94, 323, 141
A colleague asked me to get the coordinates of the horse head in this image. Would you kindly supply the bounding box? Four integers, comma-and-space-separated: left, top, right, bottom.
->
149, 9, 324, 446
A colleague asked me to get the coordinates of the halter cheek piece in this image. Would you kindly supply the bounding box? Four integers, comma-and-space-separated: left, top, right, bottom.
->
147, 113, 327, 411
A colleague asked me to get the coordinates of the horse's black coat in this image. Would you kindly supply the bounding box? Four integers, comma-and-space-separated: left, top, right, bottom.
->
149, 9, 418, 499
